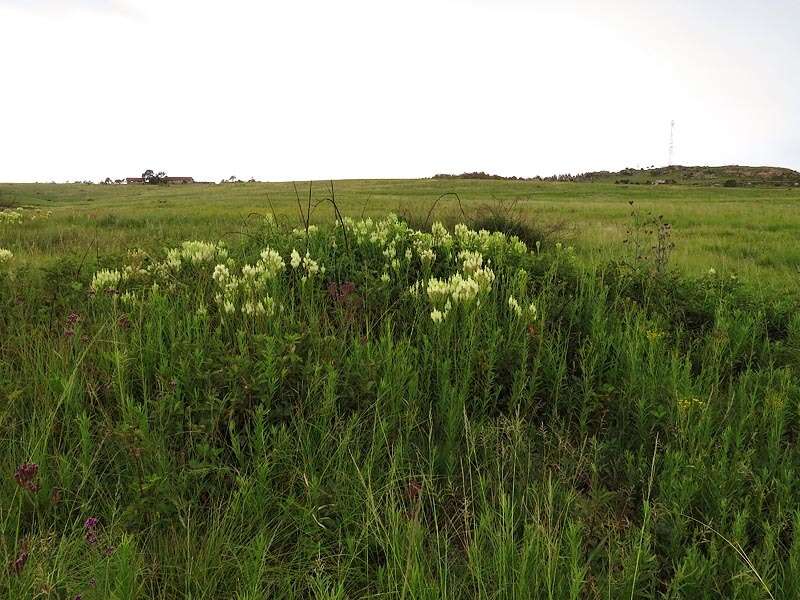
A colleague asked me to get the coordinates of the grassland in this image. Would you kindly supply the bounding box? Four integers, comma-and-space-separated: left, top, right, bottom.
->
1, 180, 799, 598
1, 180, 799, 292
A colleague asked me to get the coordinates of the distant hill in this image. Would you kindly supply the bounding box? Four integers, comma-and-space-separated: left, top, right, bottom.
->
580, 165, 800, 187
433, 166, 800, 187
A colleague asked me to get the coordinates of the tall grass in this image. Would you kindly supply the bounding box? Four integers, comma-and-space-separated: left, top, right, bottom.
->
1, 210, 798, 598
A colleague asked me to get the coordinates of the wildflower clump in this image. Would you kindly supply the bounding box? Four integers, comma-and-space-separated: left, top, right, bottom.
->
85, 215, 534, 330
0, 248, 13, 264
301, 252, 322, 278
122, 248, 149, 281
84, 517, 100, 545
288, 249, 324, 281
430, 221, 453, 249
528, 302, 538, 320
259, 247, 285, 278
212, 260, 279, 319
91, 269, 122, 293
180, 240, 228, 265
458, 250, 484, 275
241, 247, 286, 287
212, 263, 231, 284
425, 271, 485, 321
290, 249, 302, 269
0, 208, 23, 224
431, 256, 494, 303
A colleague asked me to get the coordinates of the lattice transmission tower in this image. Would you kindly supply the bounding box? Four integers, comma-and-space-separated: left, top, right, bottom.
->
668, 120, 675, 166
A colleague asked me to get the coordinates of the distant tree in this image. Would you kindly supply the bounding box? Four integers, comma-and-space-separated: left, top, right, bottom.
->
142, 170, 167, 185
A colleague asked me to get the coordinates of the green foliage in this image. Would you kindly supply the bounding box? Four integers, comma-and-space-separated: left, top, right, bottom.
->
1, 210, 798, 598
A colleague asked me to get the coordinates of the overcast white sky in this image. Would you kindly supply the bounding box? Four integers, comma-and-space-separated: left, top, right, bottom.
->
1, 0, 798, 182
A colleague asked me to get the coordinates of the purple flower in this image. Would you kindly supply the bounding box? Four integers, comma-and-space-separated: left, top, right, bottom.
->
84, 516, 99, 528
14, 462, 39, 493
84, 517, 99, 545
66, 312, 81, 326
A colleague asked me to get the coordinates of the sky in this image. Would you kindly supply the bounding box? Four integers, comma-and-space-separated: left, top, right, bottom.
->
0, 0, 798, 182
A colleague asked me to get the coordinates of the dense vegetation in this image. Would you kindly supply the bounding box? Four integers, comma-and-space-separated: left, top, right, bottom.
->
1, 193, 799, 598
1, 180, 799, 292
433, 165, 800, 187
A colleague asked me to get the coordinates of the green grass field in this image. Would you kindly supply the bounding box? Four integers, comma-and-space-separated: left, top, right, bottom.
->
1, 181, 799, 598
2, 181, 799, 292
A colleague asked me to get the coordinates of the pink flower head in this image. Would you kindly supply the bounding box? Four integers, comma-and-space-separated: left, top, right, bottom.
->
14, 462, 39, 493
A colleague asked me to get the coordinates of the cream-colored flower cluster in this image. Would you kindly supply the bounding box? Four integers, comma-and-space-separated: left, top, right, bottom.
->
178, 240, 229, 265
0, 209, 23, 224
241, 247, 286, 285
212, 269, 277, 318
211, 247, 285, 318
289, 248, 324, 281
455, 223, 527, 258
259, 248, 285, 277
418, 247, 436, 265
336, 217, 529, 286
157, 241, 229, 275
345, 214, 411, 249
430, 222, 453, 249
292, 225, 319, 237
507, 295, 538, 320
302, 253, 321, 277
91, 269, 123, 292
0, 248, 13, 264
1, 207, 53, 224
86, 215, 537, 325
425, 250, 496, 323
457, 250, 484, 275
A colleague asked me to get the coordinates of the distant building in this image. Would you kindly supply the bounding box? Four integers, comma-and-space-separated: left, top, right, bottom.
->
124, 176, 195, 184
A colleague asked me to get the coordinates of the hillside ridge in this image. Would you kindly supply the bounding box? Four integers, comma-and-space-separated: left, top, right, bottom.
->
433, 165, 800, 186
